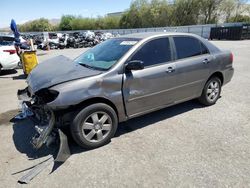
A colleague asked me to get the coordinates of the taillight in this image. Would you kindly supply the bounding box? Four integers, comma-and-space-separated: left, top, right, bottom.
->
230, 53, 233, 63
3, 49, 16, 55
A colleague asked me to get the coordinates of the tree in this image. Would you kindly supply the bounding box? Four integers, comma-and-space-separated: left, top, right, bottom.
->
172, 0, 201, 26
158, 0, 173, 26
17, 0, 249, 32
149, 0, 172, 27
59, 15, 74, 30
102, 16, 120, 29
219, 0, 237, 22
234, 0, 249, 22
18, 18, 53, 32
228, 14, 250, 22
119, 0, 172, 28
70, 17, 95, 30
120, 0, 145, 28
199, 0, 223, 24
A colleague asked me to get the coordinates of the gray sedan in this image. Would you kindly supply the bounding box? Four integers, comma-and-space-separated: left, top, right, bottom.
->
18, 32, 234, 149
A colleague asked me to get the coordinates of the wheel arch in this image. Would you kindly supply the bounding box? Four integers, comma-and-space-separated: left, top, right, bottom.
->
208, 71, 224, 85
74, 97, 119, 121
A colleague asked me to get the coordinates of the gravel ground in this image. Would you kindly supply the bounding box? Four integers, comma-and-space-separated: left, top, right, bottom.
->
0, 41, 249, 187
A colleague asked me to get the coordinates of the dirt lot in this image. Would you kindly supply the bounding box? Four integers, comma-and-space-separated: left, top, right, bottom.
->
0, 41, 250, 187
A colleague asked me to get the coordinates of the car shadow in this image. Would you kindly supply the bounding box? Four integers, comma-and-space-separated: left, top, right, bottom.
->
0, 69, 26, 80
11, 100, 203, 175
0, 69, 17, 76
12, 119, 56, 159
72, 100, 204, 154
12, 74, 27, 80
116, 100, 203, 137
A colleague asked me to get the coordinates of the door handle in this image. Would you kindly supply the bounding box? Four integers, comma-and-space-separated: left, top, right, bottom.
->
203, 59, 210, 64
166, 66, 175, 73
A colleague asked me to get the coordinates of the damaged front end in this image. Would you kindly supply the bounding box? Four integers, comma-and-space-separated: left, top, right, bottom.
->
17, 87, 59, 149
17, 87, 71, 184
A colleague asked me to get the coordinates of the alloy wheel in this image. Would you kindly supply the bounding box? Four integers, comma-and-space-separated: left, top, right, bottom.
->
206, 80, 220, 102
82, 111, 112, 143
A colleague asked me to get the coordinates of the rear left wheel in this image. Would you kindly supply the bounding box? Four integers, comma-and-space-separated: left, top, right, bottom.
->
198, 77, 222, 106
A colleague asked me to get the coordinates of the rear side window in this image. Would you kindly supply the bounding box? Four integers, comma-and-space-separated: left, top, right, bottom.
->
173, 36, 208, 60
130, 38, 171, 67
0, 37, 14, 46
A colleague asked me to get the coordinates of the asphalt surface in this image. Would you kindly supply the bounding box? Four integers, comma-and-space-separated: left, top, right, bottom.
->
0, 41, 249, 187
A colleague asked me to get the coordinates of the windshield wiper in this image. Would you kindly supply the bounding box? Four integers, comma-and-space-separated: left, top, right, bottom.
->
79, 63, 94, 68
79, 63, 107, 71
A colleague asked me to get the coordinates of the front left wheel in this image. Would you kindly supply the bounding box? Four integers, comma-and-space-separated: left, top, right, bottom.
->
71, 103, 118, 149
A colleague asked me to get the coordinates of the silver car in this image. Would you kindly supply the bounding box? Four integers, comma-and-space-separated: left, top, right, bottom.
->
18, 32, 234, 149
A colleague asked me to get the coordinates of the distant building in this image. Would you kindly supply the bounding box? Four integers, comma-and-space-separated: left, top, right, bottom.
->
107, 12, 124, 17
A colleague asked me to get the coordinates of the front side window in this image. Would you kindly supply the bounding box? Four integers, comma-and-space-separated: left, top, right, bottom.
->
173, 36, 208, 60
130, 37, 171, 67
74, 38, 140, 70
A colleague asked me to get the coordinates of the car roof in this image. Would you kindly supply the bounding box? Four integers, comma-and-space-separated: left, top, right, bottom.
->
118, 32, 220, 53
118, 32, 199, 39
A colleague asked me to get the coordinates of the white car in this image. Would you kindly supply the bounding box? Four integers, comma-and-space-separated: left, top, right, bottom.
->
0, 36, 20, 73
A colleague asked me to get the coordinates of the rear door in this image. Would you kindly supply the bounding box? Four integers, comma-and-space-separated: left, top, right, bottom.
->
123, 37, 177, 117
172, 36, 212, 102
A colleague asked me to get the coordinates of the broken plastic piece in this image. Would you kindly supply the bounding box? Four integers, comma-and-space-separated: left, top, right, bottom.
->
15, 102, 33, 120
18, 156, 54, 184
55, 129, 71, 162
18, 129, 71, 184
31, 109, 55, 149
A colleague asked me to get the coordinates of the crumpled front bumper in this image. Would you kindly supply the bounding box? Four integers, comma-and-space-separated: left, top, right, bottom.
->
17, 88, 56, 149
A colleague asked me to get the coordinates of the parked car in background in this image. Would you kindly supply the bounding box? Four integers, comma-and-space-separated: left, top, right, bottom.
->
0, 36, 19, 73
23, 31, 114, 50
18, 32, 234, 150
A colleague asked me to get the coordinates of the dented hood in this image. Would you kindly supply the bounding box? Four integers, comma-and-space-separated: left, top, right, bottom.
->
27, 55, 102, 93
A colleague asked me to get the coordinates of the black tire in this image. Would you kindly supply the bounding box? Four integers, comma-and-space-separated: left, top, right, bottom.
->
198, 77, 222, 106
17, 61, 23, 69
71, 103, 118, 149
73, 44, 79, 48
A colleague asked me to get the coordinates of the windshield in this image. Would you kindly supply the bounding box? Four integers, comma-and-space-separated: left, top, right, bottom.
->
74, 38, 140, 70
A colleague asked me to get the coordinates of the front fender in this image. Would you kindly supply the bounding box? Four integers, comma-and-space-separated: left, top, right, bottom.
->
47, 73, 127, 122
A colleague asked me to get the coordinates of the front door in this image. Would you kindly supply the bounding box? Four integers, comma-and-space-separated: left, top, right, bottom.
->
122, 37, 177, 117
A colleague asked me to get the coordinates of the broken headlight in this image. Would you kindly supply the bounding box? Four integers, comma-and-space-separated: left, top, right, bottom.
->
35, 89, 59, 104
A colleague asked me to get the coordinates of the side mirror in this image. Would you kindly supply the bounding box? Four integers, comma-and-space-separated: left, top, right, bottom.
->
125, 60, 144, 71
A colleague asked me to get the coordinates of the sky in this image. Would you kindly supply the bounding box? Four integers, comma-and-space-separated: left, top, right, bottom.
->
0, 0, 132, 28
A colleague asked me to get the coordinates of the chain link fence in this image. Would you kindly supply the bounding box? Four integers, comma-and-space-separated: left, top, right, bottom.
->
0, 22, 245, 39
94, 23, 244, 39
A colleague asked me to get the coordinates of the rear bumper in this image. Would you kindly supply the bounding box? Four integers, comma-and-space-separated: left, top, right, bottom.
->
223, 67, 234, 86
0, 55, 19, 70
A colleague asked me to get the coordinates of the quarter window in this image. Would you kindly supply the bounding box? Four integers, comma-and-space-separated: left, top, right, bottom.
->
201, 42, 209, 54
173, 36, 208, 59
130, 38, 171, 67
